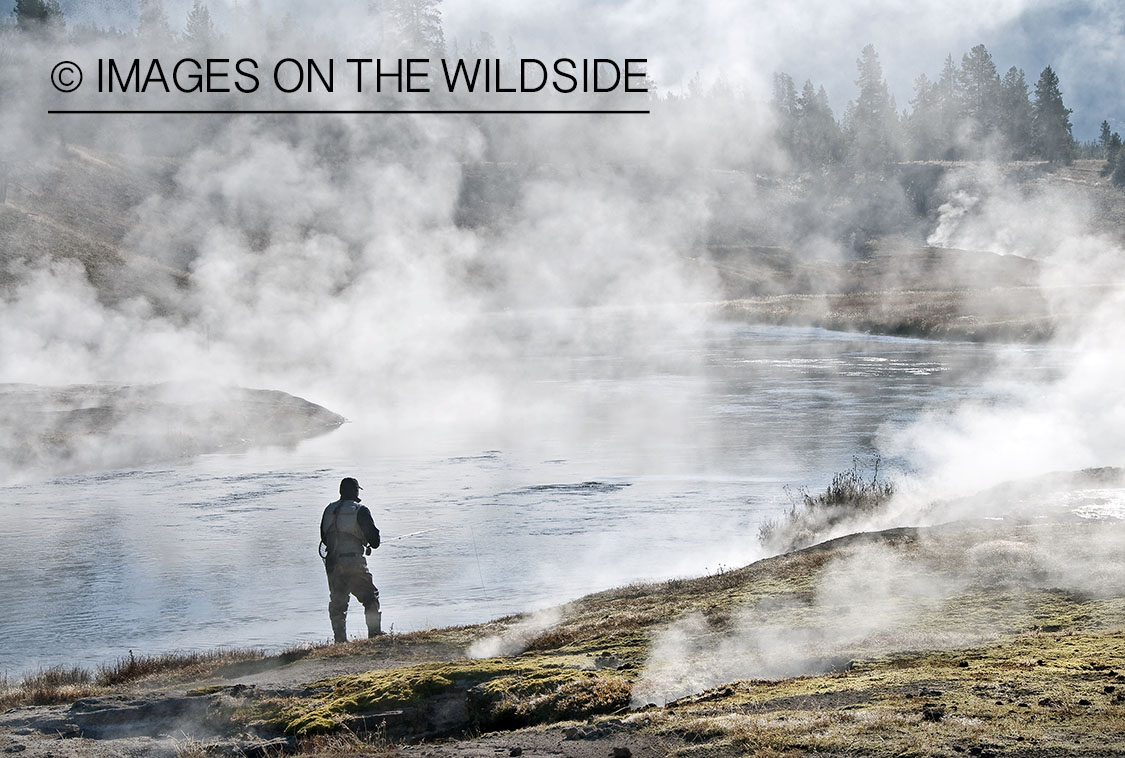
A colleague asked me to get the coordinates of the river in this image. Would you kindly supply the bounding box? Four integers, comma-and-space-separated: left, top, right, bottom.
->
0, 323, 1061, 676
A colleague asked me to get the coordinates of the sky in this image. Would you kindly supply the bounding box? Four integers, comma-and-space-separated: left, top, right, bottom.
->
4, 0, 1119, 139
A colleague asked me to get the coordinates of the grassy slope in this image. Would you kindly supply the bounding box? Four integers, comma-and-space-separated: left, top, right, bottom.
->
0, 144, 185, 301
270, 518, 1125, 756
5, 515, 1124, 756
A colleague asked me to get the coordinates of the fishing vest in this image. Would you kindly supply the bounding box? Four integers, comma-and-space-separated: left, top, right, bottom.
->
321, 499, 368, 558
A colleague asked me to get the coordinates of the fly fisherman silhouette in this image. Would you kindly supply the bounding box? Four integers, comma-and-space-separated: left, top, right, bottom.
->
319, 477, 382, 642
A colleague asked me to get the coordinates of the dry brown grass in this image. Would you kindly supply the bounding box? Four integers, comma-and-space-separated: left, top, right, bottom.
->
0, 647, 272, 709
0, 665, 98, 708
293, 723, 393, 756
758, 458, 895, 552
96, 647, 268, 687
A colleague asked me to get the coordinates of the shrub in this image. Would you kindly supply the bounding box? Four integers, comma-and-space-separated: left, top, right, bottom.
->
759, 458, 895, 553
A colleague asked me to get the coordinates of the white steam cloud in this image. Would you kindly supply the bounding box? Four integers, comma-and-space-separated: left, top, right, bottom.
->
466, 605, 568, 659
636, 521, 1125, 705
890, 164, 1125, 505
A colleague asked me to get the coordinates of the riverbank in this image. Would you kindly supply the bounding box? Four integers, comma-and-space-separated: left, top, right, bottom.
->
3, 469, 1124, 757
6, 148, 1119, 350
707, 242, 1095, 343
0, 383, 345, 481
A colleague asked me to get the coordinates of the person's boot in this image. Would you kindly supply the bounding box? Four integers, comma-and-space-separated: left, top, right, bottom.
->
365, 606, 384, 637
331, 617, 347, 644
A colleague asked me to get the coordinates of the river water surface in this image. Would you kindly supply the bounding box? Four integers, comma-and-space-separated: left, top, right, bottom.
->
0, 323, 1062, 676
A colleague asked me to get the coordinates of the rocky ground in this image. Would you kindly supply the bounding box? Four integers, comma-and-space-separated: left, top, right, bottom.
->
3, 469, 1125, 757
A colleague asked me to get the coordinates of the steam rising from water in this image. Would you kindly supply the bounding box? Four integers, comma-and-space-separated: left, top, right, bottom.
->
635, 519, 1125, 705
892, 165, 1125, 506
1, 0, 1124, 692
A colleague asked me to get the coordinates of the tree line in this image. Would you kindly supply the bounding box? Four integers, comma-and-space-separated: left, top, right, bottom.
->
8, 0, 446, 53
768, 43, 1101, 172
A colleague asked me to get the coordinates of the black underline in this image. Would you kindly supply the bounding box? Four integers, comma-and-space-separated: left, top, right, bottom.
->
48, 108, 650, 115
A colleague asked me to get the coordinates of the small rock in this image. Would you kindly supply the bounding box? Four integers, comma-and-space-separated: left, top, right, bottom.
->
1104, 686, 1116, 694
55, 724, 80, 739
594, 652, 621, 670
1078, 699, 1092, 706
4, 745, 26, 754
563, 727, 580, 740
612, 749, 632, 758
509, 748, 522, 757
921, 703, 945, 722
958, 661, 969, 668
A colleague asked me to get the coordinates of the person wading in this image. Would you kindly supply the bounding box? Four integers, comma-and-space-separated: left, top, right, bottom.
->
320, 477, 382, 642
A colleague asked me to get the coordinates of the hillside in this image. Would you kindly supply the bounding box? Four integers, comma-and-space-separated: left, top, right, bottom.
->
5, 147, 1122, 345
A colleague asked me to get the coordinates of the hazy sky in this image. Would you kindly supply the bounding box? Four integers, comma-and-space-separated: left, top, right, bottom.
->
6, 0, 1119, 138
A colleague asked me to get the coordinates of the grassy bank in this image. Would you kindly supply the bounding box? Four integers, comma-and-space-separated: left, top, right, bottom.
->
261, 515, 1125, 755
6, 504, 1124, 757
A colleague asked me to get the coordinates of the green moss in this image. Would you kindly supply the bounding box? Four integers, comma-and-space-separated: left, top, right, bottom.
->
266, 656, 635, 735
470, 669, 632, 729
226, 517, 1125, 753
654, 628, 1125, 756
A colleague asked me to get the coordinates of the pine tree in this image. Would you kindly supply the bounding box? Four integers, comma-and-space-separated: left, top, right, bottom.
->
470, 30, 496, 58
137, 0, 171, 42
1032, 66, 1074, 163
1104, 132, 1122, 178
936, 54, 963, 157
183, 0, 215, 46
907, 73, 941, 159
848, 44, 898, 168
1099, 121, 1114, 157
793, 79, 841, 169
1113, 148, 1125, 188
998, 67, 1033, 159
958, 44, 1001, 146
771, 72, 798, 154
771, 72, 797, 116
386, 0, 444, 56
13, 0, 64, 35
